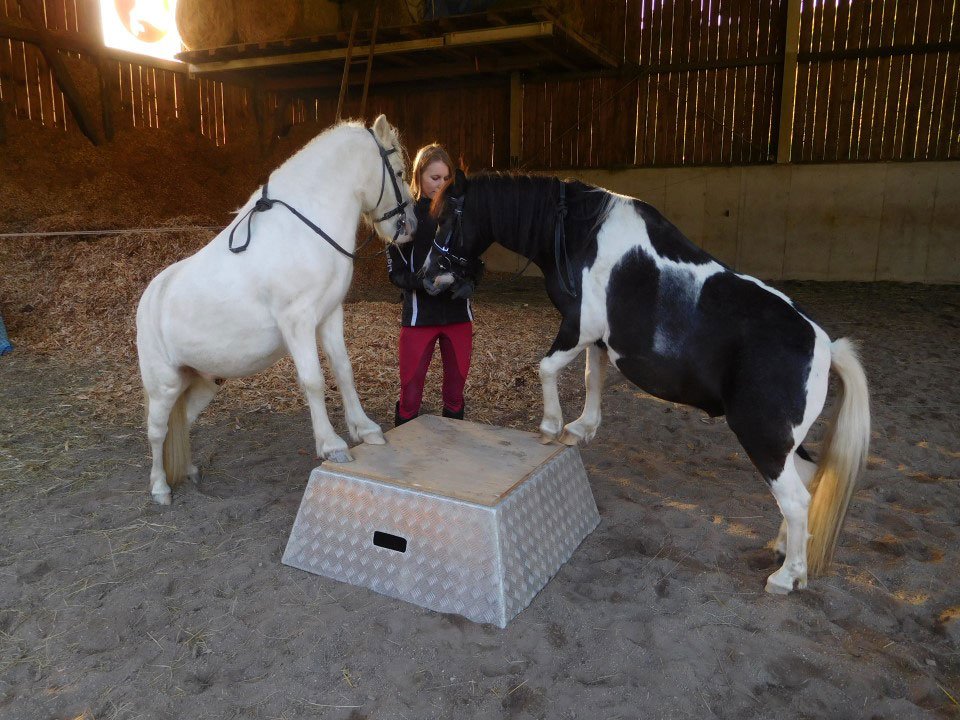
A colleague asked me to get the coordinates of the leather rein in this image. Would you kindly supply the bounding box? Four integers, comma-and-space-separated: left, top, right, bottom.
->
228, 128, 410, 258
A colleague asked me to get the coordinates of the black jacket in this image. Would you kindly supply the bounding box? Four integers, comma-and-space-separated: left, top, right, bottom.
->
386, 197, 483, 327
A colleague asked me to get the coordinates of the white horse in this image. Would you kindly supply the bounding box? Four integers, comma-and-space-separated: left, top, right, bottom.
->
136, 115, 416, 505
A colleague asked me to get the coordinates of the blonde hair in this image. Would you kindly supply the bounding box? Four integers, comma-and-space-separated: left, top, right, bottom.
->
410, 143, 453, 200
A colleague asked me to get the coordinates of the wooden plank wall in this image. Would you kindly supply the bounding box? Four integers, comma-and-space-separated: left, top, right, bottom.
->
0, 0, 242, 145
2, 0, 957, 165
521, 0, 786, 168
794, 0, 960, 162
285, 82, 511, 171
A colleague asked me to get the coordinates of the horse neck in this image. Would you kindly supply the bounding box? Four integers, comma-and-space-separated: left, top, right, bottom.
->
467, 175, 558, 262
268, 126, 370, 229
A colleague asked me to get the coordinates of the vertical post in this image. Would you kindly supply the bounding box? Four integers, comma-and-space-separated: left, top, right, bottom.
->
336, 11, 359, 122
97, 58, 115, 141
359, 3, 380, 120
776, 0, 803, 164
181, 74, 201, 132
509, 71, 521, 167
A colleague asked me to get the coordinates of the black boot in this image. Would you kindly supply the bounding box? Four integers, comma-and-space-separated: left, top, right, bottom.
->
442, 404, 465, 420
395, 401, 417, 427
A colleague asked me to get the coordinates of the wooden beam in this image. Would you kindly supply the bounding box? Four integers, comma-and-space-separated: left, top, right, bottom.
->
15, 0, 100, 145
445, 21, 554, 48
798, 41, 960, 63
0, 18, 187, 72
522, 38, 577, 71
190, 37, 445, 75
777, 0, 802, 164
189, 23, 569, 76
260, 53, 546, 92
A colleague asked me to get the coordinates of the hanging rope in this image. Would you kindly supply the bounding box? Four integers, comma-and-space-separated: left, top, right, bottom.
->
0, 226, 221, 239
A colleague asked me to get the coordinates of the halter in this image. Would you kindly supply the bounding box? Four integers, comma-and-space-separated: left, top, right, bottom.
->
228, 128, 410, 256
367, 127, 411, 243
431, 180, 576, 295
431, 195, 471, 273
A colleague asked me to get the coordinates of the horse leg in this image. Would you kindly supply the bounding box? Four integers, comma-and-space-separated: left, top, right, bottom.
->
183, 377, 220, 483
319, 305, 385, 446
144, 374, 190, 505
538, 334, 586, 444
765, 457, 812, 593
727, 353, 827, 592
281, 320, 352, 463
559, 343, 608, 446
774, 451, 817, 560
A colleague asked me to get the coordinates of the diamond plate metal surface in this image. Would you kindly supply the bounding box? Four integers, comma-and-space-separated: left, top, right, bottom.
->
282, 433, 599, 627
497, 449, 600, 622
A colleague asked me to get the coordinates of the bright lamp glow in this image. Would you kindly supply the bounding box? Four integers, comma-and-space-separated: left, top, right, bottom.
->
100, 0, 183, 61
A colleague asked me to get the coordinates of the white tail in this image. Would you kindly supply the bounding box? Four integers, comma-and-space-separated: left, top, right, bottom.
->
807, 337, 871, 576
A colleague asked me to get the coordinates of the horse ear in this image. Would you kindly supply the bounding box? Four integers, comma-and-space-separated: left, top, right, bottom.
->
372, 114, 392, 143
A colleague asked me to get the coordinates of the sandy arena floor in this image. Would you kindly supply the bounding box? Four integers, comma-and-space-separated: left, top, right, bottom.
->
1, 280, 958, 719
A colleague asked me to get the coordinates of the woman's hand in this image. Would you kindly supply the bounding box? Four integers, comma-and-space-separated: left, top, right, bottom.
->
449, 278, 475, 300
422, 273, 455, 296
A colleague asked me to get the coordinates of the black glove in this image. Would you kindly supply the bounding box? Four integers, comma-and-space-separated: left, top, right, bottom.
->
449, 277, 475, 300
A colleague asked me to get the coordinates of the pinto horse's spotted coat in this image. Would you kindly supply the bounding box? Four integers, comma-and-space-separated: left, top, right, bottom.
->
424, 171, 870, 593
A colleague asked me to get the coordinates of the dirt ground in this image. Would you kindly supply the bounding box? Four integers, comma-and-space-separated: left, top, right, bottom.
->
1, 278, 959, 719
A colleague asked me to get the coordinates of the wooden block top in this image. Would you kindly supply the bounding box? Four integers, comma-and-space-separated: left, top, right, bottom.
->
323, 415, 567, 506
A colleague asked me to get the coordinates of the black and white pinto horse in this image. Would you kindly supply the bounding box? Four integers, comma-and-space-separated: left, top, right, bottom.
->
423, 170, 870, 594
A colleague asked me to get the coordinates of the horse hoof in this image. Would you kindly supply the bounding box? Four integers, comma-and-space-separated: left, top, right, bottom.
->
558, 429, 581, 446
765, 573, 805, 594
324, 449, 354, 464
361, 430, 386, 445
764, 578, 792, 595
152, 491, 172, 506
539, 433, 557, 444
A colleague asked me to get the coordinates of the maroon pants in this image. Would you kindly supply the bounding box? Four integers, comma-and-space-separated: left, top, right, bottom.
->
397, 321, 473, 420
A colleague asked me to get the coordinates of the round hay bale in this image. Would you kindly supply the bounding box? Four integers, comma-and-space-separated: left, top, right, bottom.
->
235, 0, 340, 43
340, 0, 423, 29
302, 1, 342, 35
175, 0, 236, 50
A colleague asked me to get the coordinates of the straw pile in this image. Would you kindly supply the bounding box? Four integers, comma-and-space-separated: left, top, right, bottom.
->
176, 0, 237, 50
0, 118, 262, 233
235, 0, 340, 44
1, 229, 561, 429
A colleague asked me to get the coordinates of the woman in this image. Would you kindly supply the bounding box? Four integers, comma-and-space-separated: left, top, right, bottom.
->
386, 144, 483, 425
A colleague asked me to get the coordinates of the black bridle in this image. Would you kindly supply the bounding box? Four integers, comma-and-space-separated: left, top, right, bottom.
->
430, 180, 576, 295
228, 128, 410, 256
430, 195, 471, 273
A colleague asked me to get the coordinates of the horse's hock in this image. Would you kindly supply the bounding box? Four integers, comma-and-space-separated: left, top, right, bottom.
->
282, 416, 600, 627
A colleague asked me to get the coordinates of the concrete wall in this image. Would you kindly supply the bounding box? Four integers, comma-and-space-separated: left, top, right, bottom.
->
481, 161, 960, 284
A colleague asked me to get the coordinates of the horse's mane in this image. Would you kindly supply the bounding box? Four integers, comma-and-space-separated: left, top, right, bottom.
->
279, 119, 410, 178
437, 171, 613, 258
